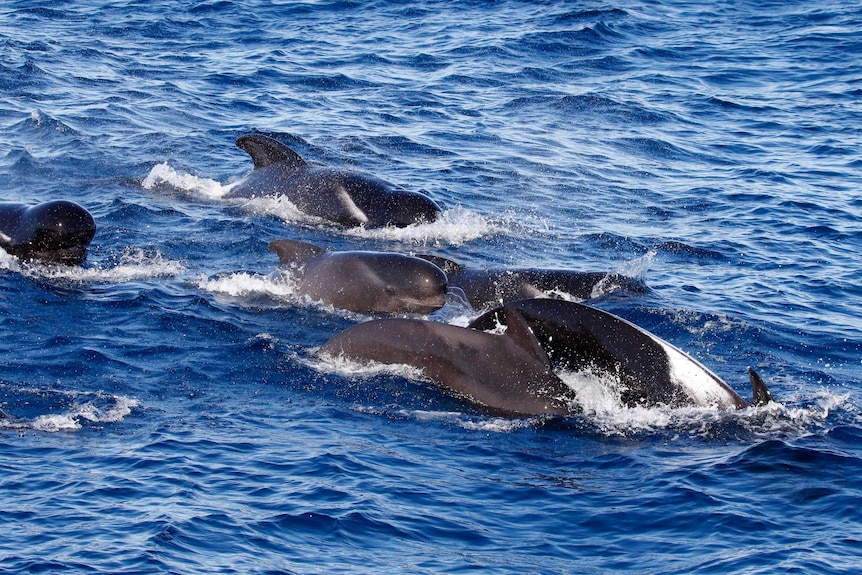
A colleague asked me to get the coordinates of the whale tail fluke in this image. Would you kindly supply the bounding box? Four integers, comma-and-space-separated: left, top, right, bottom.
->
748, 368, 774, 406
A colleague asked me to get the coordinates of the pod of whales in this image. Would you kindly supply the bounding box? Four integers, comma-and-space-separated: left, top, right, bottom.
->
227, 134, 442, 228
418, 254, 648, 309
0, 200, 96, 265
321, 298, 773, 416
269, 239, 448, 314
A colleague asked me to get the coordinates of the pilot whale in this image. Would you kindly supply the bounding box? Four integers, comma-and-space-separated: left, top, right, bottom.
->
269, 239, 448, 314
469, 299, 773, 410
321, 298, 772, 416
0, 200, 96, 265
320, 306, 578, 416
227, 133, 442, 228
418, 254, 648, 309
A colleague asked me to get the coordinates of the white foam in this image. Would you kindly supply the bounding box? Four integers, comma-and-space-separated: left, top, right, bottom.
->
309, 350, 428, 382
558, 369, 626, 414
142, 162, 229, 198
343, 206, 500, 247
1, 247, 185, 283
614, 249, 655, 282
247, 200, 499, 247
1, 393, 138, 433
427, 288, 476, 325
587, 249, 654, 299
240, 194, 321, 226
196, 270, 365, 318
198, 270, 298, 300
0, 249, 19, 271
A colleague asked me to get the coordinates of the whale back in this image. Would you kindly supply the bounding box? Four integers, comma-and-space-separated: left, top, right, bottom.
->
268, 239, 326, 267
321, 313, 577, 416
417, 256, 648, 309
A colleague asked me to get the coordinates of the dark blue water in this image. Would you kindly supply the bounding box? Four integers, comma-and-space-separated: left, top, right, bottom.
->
2, 1, 861, 573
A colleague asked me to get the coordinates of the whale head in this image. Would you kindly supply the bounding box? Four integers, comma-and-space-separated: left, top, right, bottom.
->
5, 200, 96, 265
269, 239, 448, 314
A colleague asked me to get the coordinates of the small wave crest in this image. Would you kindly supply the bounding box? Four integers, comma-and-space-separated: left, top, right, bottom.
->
304, 350, 429, 383
0, 247, 185, 283
142, 162, 229, 198
198, 270, 298, 300
198, 268, 358, 315
0, 388, 138, 433
558, 369, 852, 438
342, 206, 500, 247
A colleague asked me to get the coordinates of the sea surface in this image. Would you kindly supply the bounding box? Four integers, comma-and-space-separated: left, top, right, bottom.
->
1, 1, 861, 573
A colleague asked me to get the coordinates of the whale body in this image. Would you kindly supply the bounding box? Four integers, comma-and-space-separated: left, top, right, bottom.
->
419, 254, 648, 309
227, 134, 442, 228
469, 299, 773, 410
320, 306, 578, 416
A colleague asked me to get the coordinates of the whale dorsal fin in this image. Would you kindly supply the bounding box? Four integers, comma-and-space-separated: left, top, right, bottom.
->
748, 368, 774, 406
268, 239, 326, 266
417, 255, 463, 276
502, 308, 552, 366
236, 134, 307, 170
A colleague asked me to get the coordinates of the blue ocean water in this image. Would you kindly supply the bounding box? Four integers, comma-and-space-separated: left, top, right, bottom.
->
1, 0, 861, 573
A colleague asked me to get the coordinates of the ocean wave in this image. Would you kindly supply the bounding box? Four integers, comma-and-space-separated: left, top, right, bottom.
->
0, 246, 185, 283
0, 387, 138, 433
142, 161, 229, 198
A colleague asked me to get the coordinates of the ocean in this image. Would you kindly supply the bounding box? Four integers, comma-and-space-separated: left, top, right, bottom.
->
1, 0, 861, 573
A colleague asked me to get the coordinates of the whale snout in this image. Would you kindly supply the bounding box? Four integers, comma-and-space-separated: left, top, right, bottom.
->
372, 255, 449, 314
385, 261, 449, 313
413, 266, 450, 311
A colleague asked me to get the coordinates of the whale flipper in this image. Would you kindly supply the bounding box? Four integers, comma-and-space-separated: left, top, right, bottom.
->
268, 239, 326, 267
748, 368, 774, 406
236, 134, 307, 170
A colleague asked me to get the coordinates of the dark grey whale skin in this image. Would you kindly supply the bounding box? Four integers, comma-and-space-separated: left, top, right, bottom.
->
418, 254, 648, 310
469, 299, 773, 410
0, 200, 96, 265
226, 133, 442, 228
268, 239, 448, 314
320, 306, 578, 417
321, 298, 774, 417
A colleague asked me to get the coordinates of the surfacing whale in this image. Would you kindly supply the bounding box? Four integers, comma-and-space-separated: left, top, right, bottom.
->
418, 254, 648, 309
269, 239, 448, 314
469, 299, 773, 410
321, 298, 773, 416
320, 306, 577, 416
227, 134, 442, 228
0, 200, 96, 265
